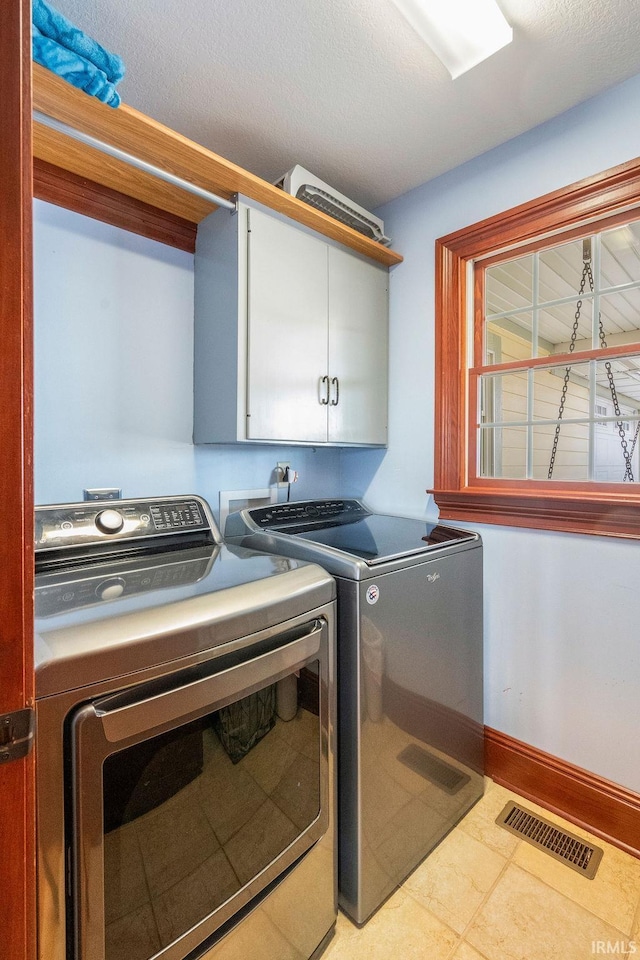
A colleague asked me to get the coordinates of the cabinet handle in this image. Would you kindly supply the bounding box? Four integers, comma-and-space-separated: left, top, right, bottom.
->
319, 375, 330, 405
330, 377, 339, 406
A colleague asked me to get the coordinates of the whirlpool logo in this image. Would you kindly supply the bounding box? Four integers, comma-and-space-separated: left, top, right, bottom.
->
426, 573, 440, 583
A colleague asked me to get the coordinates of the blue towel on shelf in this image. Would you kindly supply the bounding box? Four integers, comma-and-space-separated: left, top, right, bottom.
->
33, 0, 125, 84
33, 27, 122, 107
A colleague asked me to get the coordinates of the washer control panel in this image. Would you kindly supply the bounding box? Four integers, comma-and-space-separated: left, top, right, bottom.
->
250, 499, 368, 530
35, 496, 215, 552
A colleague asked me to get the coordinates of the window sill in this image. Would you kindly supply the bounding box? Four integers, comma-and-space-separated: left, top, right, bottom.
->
430, 487, 640, 539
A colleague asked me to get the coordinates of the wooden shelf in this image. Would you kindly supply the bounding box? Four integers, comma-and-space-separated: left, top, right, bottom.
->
32, 64, 402, 267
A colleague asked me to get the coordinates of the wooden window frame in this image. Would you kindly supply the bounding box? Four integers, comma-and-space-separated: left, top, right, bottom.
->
433, 156, 640, 539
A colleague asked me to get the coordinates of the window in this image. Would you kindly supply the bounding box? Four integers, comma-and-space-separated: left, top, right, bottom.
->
433, 157, 640, 538
480, 231, 640, 483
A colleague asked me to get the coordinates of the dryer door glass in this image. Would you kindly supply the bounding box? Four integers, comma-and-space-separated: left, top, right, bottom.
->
101, 674, 322, 959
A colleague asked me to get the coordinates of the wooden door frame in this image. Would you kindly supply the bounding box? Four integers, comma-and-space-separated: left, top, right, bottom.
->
0, 2, 36, 959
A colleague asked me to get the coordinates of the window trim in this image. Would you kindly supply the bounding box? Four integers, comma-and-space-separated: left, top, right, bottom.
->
433, 156, 640, 539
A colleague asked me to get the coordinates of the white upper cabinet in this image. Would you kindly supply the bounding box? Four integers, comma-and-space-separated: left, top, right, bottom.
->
194, 200, 389, 446
327, 245, 388, 445
246, 208, 329, 442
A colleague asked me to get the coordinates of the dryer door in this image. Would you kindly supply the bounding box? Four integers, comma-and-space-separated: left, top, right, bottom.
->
68, 617, 331, 960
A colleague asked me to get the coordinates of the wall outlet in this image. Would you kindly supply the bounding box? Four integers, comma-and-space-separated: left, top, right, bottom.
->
83, 488, 122, 501
276, 462, 290, 486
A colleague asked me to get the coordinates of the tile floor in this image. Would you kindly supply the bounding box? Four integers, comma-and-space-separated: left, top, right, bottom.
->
322, 779, 640, 960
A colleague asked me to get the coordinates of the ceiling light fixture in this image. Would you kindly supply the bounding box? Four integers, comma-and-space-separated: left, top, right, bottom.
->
388, 0, 513, 79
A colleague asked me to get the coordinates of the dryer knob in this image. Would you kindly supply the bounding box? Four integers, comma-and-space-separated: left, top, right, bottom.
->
97, 577, 126, 601
95, 509, 124, 534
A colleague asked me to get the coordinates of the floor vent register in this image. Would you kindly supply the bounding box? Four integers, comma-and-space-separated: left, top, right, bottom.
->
496, 802, 603, 879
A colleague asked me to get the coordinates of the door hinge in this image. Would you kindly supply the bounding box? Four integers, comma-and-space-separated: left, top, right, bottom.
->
0, 708, 35, 764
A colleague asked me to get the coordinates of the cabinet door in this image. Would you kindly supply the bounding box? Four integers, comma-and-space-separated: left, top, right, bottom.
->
246, 208, 329, 442
327, 247, 388, 445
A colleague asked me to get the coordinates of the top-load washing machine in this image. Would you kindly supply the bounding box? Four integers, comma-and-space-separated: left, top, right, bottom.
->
226, 498, 484, 925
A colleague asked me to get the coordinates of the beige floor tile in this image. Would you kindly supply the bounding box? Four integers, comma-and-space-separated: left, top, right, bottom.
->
466, 862, 632, 960
487, 786, 640, 935
312, 912, 357, 960
457, 781, 521, 859
632, 896, 640, 939
322, 890, 459, 960
404, 828, 507, 934
512, 821, 640, 935
452, 943, 491, 960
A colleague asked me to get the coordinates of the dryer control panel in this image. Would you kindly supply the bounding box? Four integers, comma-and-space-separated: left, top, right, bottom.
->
35, 495, 218, 557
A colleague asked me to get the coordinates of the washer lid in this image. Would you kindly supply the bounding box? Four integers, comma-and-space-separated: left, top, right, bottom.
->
227, 499, 480, 576
289, 514, 476, 564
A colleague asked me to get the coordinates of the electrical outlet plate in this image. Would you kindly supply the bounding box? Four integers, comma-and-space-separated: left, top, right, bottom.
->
276, 462, 290, 486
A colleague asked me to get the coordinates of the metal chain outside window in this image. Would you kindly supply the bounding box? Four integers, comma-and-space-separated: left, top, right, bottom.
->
548, 240, 635, 481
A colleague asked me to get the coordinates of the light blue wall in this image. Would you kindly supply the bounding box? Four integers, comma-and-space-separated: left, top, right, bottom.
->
33, 200, 345, 519
34, 70, 640, 794
345, 72, 640, 792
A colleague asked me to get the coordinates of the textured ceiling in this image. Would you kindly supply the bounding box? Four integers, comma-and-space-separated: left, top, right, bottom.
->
47, 0, 640, 210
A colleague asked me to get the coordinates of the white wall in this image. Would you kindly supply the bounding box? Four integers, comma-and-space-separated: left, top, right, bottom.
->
346, 73, 640, 793
33, 201, 344, 518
